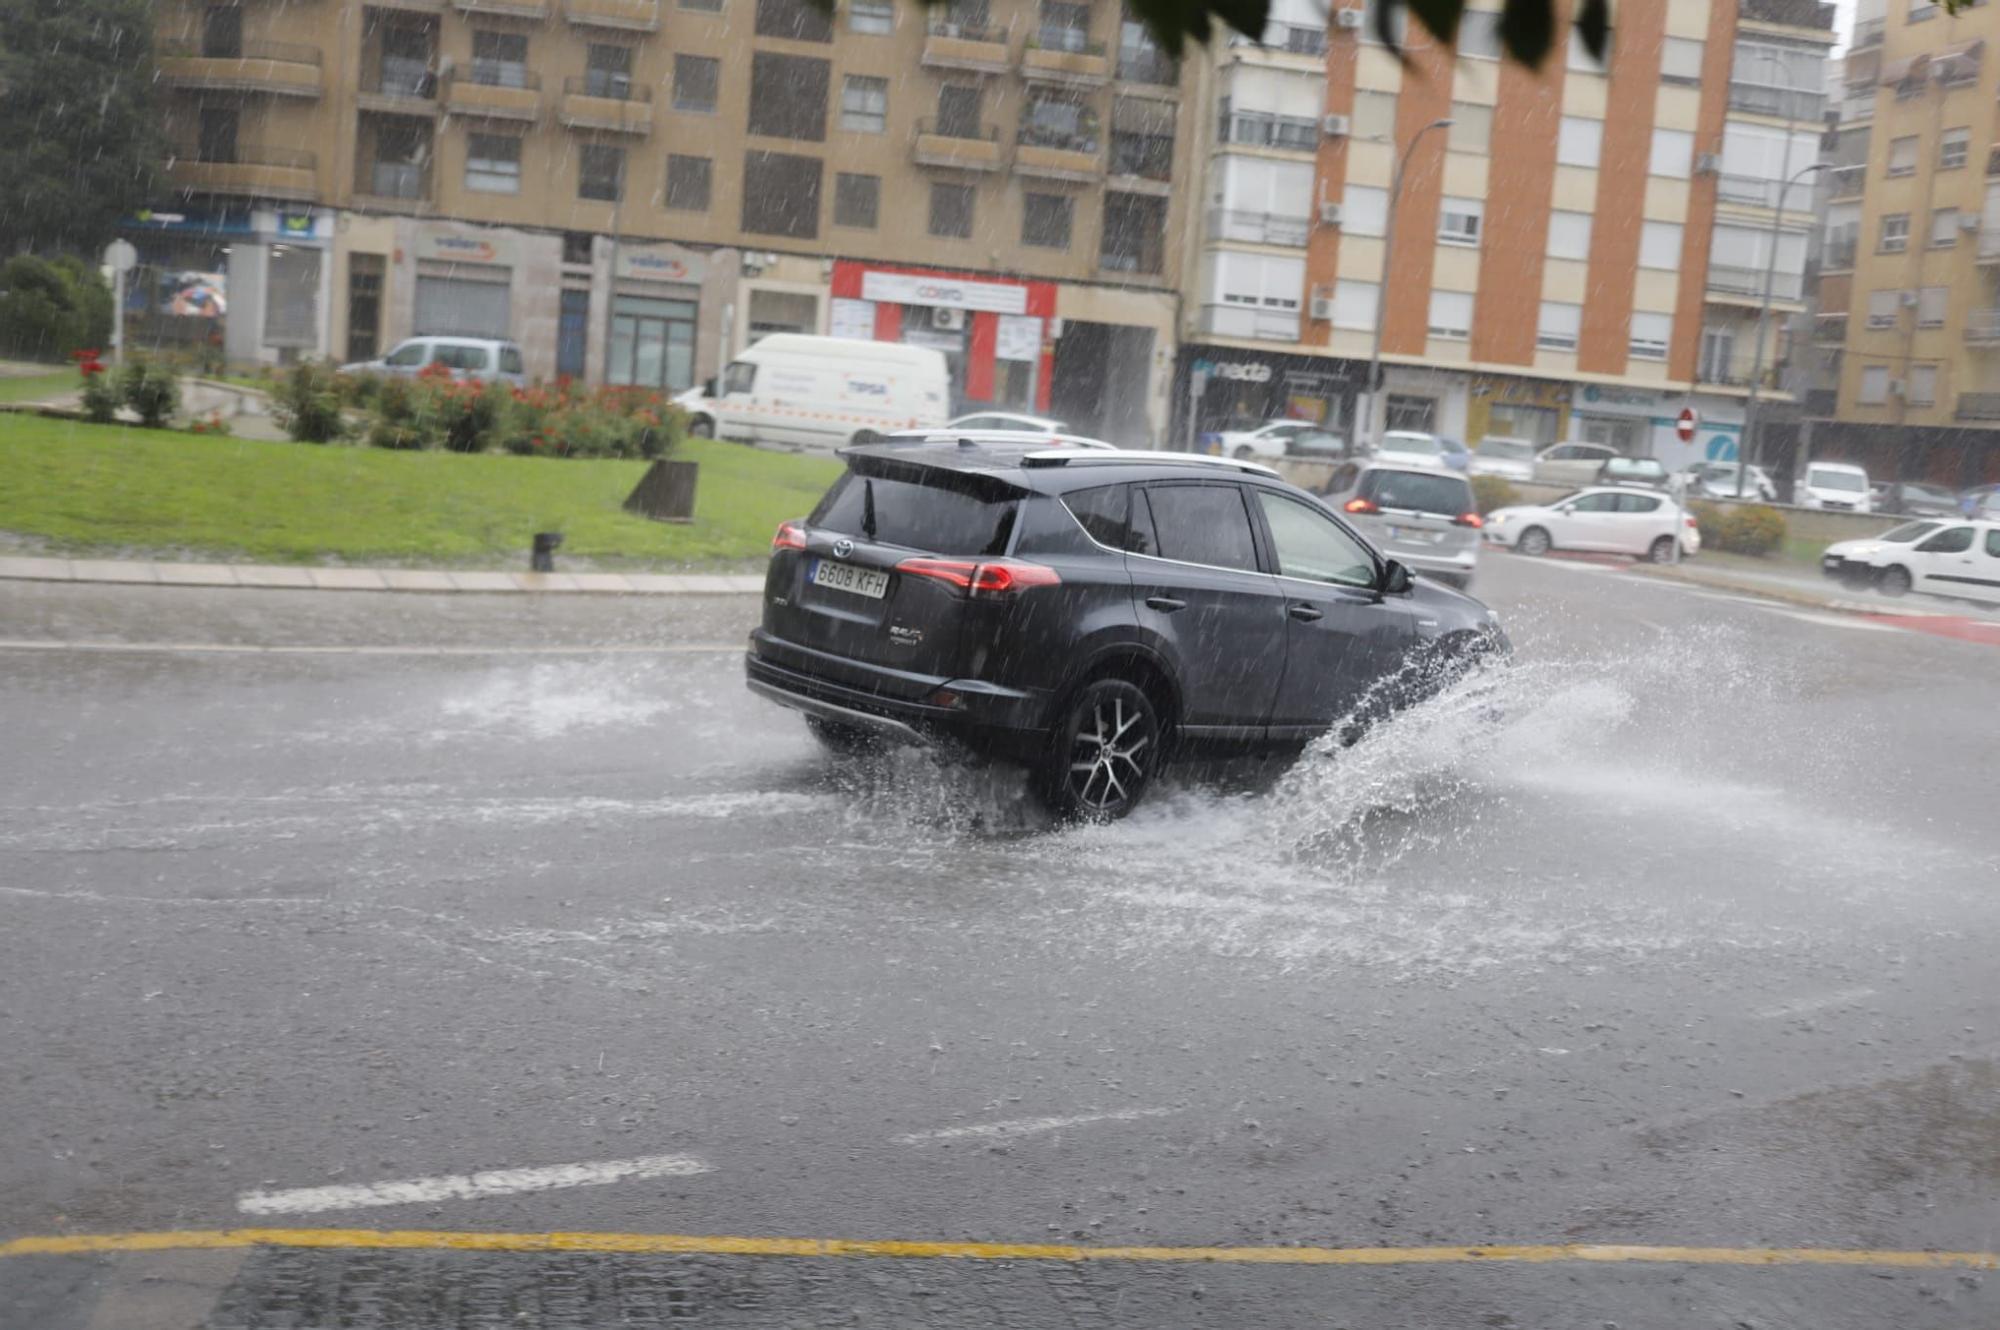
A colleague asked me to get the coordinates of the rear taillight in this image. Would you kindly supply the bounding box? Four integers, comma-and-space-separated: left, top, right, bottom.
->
1684, 513, 1699, 529
772, 520, 807, 552
1454, 511, 1484, 528
895, 557, 1062, 596
1344, 498, 1379, 514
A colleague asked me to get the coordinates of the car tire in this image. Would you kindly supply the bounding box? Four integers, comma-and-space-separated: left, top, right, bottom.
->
1648, 535, 1677, 564
1232, 445, 1257, 461
1877, 565, 1913, 598
687, 416, 715, 439
1037, 678, 1159, 822
1517, 526, 1552, 557
804, 715, 883, 755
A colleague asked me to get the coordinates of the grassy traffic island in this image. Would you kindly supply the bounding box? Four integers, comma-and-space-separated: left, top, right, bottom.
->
0, 413, 842, 569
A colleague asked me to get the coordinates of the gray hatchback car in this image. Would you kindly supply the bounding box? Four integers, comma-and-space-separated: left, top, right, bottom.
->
1321, 462, 1482, 589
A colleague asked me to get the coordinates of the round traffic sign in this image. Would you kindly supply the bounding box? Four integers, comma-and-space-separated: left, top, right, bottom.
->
1675, 406, 1699, 443
103, 239, 138, 273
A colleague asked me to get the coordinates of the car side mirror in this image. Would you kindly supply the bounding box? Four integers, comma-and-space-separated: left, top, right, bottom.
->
703, 377, 717, 397
1381, 559, 1413, 595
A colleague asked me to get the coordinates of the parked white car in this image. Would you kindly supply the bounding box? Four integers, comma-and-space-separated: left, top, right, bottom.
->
1484, 486, 1700, 563
1534, 441, 1619, 487
1865, 519, 2000, 603
691, 334, 949, 449
1819, 519, 1946, 586
1207, 419, 1346, 461
1469, 436, 1537, 483
1684, 461, 1777, 502
342, 336, 527, 386
1372, 430, 1454, 469
1797, 460, 1873, 513
945, 411, 1070, 435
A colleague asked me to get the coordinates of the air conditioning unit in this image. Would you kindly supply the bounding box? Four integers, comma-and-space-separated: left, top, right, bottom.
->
1322, 113, 1351, 137
1693, 152, 1721, 175
1309, 289, 1336, 320
1319, 201, 1344, 226
932, 306, 965, 331
1334, 7, 1365, 28
1888, 376, 1907, 396
1961, 214, 1982, 231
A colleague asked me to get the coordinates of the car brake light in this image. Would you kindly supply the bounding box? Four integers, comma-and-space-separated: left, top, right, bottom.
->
895, 557, 1061, 595
772, 520, 808, 552
1684, 513, 1699, 529
1454, 512, 1484, 528
1344, 498, 1379, 514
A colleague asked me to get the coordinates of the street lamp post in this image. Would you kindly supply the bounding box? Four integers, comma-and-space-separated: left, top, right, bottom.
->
1735, 160, 1828, 498
1362, 117, 1452, 452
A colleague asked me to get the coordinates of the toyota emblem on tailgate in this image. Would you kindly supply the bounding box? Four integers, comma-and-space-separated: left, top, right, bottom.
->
833, 538, 854, 559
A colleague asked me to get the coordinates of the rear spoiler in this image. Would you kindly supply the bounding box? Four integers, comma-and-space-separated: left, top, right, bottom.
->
840, 446, 1033, 501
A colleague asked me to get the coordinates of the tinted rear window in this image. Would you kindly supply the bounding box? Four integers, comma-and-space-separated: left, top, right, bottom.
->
1145, 484, 1259, 571
1062, 483, 1155, 554
811, 472, 1016, 555
1358, 469, 1473, 516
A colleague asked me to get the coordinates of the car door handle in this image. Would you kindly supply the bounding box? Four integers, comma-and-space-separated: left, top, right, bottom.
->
1145, 595, 1188, 612
1287, 603, 1324, 622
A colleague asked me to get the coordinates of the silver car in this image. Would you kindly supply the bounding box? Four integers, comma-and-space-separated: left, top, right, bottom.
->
1322, 462, 1482, 589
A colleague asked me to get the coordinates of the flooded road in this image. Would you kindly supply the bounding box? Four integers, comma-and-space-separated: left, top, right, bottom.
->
3, 558, 1997, 1327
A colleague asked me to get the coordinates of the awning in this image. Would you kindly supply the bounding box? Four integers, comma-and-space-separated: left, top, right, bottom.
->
1933, 38, 1984, 81
1879, 52, 1925, 86
1113, 95, 1179, 137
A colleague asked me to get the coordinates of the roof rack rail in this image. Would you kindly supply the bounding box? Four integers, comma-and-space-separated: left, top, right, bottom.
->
1019, 449, 1281, 478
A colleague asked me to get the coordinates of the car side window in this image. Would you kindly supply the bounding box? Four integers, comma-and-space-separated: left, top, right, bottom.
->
1918, 526, 1975, 554
384, 341, 426, 367
1145, 484, 1260, 572
1571, 493, 1621, 512
1987, 530, 2000, 557
1326, 462, 1362, 495
499, 346, 524, 374
1062, 484, 1153, 555
956, 415, 995, 430
721, 361, 756, 395
1547, 445, 1576, 460
1617, 494, 1662, 513
1254, 492, 1377, 589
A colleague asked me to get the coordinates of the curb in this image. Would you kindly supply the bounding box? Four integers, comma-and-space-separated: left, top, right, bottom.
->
0, 557, 763, 596
1627, 563, 1848, 613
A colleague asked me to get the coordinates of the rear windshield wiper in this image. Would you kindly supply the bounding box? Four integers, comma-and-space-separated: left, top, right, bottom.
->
862, 478, 877, 540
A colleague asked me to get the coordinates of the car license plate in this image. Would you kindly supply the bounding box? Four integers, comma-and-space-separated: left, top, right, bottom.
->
1387, 525, 1443, 544
810, 558, 889, 599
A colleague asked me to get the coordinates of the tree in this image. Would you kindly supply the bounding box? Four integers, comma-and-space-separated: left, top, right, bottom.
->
0, 0, 163, 257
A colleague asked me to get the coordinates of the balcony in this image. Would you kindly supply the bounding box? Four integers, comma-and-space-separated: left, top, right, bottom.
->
1957, 392, 2000, 420
452, 0, 549, 15
1851, 16, 1885, 48
1116, 44, 1178, 86
1821, 238, 1857, 270
358, 54, 439, 112
558, 77, 652, 134
1217, 109, 1318, 152
1727, 81, 1826, 122
1236, 20, 1327, 56
443, 69, 541, 120
1014, 127, 1101, 180
1021, 37, 1112, 88
1813, 312, 1847, 341
1739, 0, 1835, 29
167, 146, 318, 201
1803, 387, 1838, 415
1208, 207, 1309, 247
911, 118, 1002, 171
1965, 309, 2000, 342
156, 40, 323, 97
1707, 264, 1804, 304
1696, 359, 1778, 390
1827, 163, 1865, 198
564, 0, 659, 28
1978, 228, 2000, 261
922, 20, 1012, 74
1196, 302, 1299, 341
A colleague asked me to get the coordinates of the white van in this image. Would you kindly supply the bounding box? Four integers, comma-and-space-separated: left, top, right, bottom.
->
1799, 460, 1873, 513
689, 335, 950, 449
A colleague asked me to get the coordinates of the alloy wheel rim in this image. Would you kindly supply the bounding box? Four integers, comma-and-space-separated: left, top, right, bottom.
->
1068, 695, 1152, 810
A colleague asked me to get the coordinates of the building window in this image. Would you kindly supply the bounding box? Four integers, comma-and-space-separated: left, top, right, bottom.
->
850, 0, 894, 32
198, 106, 239, 163
754, 0, 833, 40
1537, 300, 1581, 350
1341, 184, 1388, 237
203, 4, 244, 58
1866, 288, 1901, 328
1385, 394, 1436, 432
1909, 364, 1938, 405
1427, 290, 1473, 340
665, 153, 711, 210
1022, 192, 1073, 248
1661, 36, 1703, 84
834, 171, 879, 227
578, 143, 623, 201
1448, 102, 1492, 154
561, 231, 593, 265
1930, 208, 1960, 247
748, 51, 829, 140
1858, 365, 1889, 403
558, 288, 589, 378
1557, 116, 1602, 168
1024, 88, 1098, 152
1110, 96, 1175, 180
674, 54, 719, 112
1940, 127, 1970, 170
1649, 127, 1693, 178
470, 30, 529, 87
1101, 191, 1165, 273
1565, 21, 1610, 70
465, 132, 521, 193
1909, 0, 1938, 21
840, 75, 888, 133
1332, 279, 1378, 331
741, 150, 822, 238
1918, 285, 1949, 326
1547, 209, 1592, 258
1350, 90, 1396, 140
1437, 196, 1482, 246
679, 0, 722, 11
1038, 0, 1092, 52
937, 84, 983, 137
929, 181, 974, 238
585, 42, 634, 98
1629, 310, 1671, 360
1639, 220, 1682, 269
1880, 213, 1909, 252
1887, 135, 1918, 177
1457, 9, 1502, 58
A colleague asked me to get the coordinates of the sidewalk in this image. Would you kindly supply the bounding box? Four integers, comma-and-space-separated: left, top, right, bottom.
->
0, 555, 762, 595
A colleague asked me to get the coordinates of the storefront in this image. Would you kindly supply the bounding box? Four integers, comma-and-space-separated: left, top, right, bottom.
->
606, 244, 704, 392
828, 261, 1056, 414
412, 228, 516, 340
121, 205, 333, 369
1570, 383, 1743, 471
1171, 345, 1365, 446
1466, 375, 1571, 447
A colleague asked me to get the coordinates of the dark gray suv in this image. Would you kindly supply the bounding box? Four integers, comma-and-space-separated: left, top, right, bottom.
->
746, 441, 1509, 820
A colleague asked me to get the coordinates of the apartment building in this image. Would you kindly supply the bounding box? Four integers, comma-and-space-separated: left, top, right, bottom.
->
1810, 0, 2000, 489
1174, 0, 1836, 473
134, 0, 1201, 442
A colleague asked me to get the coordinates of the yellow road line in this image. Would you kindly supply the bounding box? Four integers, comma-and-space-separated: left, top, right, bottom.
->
2, 1229, 1995, 1270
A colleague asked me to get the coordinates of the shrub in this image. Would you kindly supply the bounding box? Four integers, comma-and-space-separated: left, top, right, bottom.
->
71, 348, 119, 423
0, 254, 111, 360
1470, 474, 1519, 515
273, 360, 345, 443
1690, 500, 1786, 556
187, 410, 232, 437
118, 356, 179, 428
366, 376, 434, 450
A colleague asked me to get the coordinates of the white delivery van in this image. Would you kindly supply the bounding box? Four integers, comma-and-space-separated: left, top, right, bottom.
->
691, 335, 950, 449
1798, 460, 1873, 513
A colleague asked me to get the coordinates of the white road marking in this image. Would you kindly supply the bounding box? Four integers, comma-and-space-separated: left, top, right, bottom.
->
896, 1107, 1177, 1145
1757, 986, 1878, 1020
0, 639, 740, 657
1759, 609, 1899, 633
236, 1154, 712, 1216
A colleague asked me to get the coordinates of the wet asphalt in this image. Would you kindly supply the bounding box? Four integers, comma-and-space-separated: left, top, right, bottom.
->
2, 557, 1998, 1328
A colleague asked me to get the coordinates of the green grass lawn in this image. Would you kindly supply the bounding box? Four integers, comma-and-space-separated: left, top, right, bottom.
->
0, 370, 75, 404
0, 414, 842, 568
